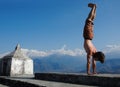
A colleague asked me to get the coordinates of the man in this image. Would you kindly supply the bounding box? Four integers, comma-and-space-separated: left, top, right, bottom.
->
83, 3, 105, 75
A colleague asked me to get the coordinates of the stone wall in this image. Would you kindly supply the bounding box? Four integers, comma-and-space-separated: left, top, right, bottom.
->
35, 73, 120, 87
0, 77, 45, 87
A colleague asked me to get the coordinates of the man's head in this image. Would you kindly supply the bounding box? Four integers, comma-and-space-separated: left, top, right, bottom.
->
93, 51, 105, 63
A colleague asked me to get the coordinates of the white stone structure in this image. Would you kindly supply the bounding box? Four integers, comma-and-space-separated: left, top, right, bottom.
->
0, 44, 33, 76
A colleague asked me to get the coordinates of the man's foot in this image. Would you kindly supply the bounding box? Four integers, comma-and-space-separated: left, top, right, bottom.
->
88, 3, 96, 8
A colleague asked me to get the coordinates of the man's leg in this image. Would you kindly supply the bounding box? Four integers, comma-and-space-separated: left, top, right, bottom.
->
87, 3, 96, 22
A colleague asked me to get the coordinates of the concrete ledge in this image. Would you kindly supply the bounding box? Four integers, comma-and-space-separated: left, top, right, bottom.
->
0, 76, 46, 87
35, 73, 120, 87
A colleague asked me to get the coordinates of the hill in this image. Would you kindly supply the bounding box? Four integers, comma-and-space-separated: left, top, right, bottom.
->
33, 54, 85, 73
97, 58, 120, 73
33, 55, 120, 74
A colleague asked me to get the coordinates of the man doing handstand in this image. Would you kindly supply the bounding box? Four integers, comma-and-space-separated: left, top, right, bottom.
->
83, 3, 105, 75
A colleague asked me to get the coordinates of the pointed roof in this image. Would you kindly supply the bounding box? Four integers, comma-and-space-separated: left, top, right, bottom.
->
3, 44, 30, 59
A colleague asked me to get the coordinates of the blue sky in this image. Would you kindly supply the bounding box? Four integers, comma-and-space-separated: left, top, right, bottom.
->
0, 0, 120, 54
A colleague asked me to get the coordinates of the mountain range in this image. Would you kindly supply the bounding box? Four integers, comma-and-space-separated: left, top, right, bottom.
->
33, 55, 120, 74
1, 45, 120, 74
97, 58, 120, 74
33, 54, 86, 73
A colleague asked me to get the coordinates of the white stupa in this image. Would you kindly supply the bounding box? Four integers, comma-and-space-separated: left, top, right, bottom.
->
0, 44, 33, 76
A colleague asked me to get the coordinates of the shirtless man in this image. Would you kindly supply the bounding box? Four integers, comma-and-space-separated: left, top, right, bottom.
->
83, 3, 97, 75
